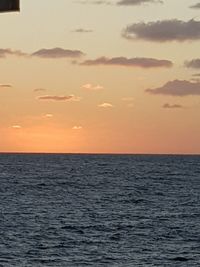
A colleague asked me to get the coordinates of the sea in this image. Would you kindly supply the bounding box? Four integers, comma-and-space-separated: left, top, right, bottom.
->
0, 153, 199, 266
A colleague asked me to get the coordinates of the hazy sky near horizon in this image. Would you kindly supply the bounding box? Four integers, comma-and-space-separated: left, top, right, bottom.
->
0, 0, 200, 153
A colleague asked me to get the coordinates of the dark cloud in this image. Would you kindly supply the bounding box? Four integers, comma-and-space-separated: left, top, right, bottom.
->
146, 80, 200, 96
0, 48, 27, 58
72, 28, 93, 33
122, 19, 200, 42
190, 3, 200, 8
81, 56, 172, 68
185, 59, 200, 69
192, 73, 200, 77
0, 84, 12, 88
163, 103, 183, 109
117, 0, 162, 6
37, 95, 81, 101
32, 48, 85, 58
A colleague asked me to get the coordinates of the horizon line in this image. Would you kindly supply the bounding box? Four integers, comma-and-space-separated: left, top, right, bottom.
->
0, 152, 199, 156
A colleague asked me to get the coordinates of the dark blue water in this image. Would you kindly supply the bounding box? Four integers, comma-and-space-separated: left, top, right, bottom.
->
0, 154, 200, 266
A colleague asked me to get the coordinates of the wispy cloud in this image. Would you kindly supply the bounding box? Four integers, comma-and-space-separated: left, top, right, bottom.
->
82, 83, 104, 90
192, 73, 200, 77
32, 48, 85, 58
72, 28, 93, 33
81, 56, 172, 68
0, 48, 27, 58
98, 102, 113, 108
146, 80, 200, 96
117, 0, 162, 6
72, 126, 83, 130
44, 114, 53, 118
37, 95, 81, 101
122, 19, 200, 42
12, 125, 22, 129
163, 103, 184, 109
0, 84, 12, 88
76, 0, 111, 5
77, 0, 162, 5
190, 2, 200, 8
185, 59, 200, 69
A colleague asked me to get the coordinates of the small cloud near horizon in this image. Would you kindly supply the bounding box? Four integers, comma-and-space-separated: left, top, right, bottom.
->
82, 83, 104, 90
37, 95, 81, 102
98, 102, 114, 108
12, 125, 22, 129
72, 126, 83, 130
44, 114, 53, 118
163, 103, 184, 109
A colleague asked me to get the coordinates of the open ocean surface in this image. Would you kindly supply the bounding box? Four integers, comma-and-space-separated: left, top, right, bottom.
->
0, 153, 200, 266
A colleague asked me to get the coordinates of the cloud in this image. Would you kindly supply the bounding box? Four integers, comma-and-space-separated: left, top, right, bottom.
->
117, 0, 162, 6
0, 47, 85, 59
44, 114, 53, 118
0, 48, 27, 58
32, 48, 85, 58
82, 83, 104, 90
34, 88, 46, 93
76, 0, 111, 5
190, 3, 200, 8
0, 84, 12, 88
77, 0, 162, 5
37, 95, 81, 101
163, 103, 183, 109
12, 125, 22, 129
98, 102, 113, 108
72, 28, 93, 33
72, 126, 83, 130
192, 73, 200, 77
81, 56, 172, 68
122, 19, 200, 42
185, 59, 200, 69
146, 80, 200, 96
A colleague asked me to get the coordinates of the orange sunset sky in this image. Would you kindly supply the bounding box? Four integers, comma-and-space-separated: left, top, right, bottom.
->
0, 0, 200, 154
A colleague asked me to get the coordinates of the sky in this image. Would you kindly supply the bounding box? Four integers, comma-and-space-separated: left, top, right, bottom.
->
0, 0, 200, 154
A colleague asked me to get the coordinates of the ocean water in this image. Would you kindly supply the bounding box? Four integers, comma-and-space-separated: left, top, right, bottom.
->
0, 154, 200, 267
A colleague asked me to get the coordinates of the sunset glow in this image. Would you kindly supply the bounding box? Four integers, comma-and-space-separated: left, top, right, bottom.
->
1, 0, 200, 154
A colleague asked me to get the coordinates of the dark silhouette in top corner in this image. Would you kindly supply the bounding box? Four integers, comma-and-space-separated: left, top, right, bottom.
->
0, 0, 20, 12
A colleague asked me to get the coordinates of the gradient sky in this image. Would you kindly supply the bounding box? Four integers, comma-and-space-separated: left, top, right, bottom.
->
0, 0, 200, 153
